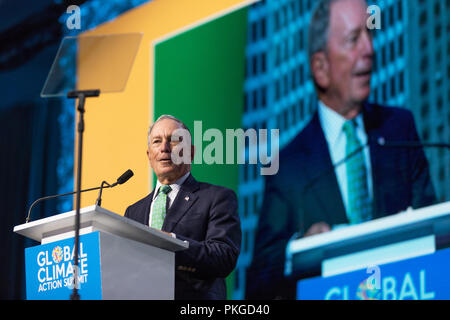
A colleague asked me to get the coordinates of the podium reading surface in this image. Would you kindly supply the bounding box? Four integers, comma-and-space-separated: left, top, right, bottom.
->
286, 202, 450, 300
14, 205, 188, 300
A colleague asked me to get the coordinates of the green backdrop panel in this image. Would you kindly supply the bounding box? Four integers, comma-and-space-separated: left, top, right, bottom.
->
154, 7, 247, 299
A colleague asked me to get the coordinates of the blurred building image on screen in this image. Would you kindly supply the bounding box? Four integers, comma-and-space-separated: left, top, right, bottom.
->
234, 0, 449, 299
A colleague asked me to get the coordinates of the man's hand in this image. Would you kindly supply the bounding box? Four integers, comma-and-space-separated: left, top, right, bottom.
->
157, 230, 175, 238
304, 222, 331, 237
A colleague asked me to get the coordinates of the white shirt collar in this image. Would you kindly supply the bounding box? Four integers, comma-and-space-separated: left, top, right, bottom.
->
153, 171, 191, 200
318, 100, 365, 147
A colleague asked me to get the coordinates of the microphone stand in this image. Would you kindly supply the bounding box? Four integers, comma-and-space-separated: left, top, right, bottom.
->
377, 137, 450, 150
297, 138, 449, 237
95, 181, 111, 207
26, 185, 104, 224
67, 89, 100, 300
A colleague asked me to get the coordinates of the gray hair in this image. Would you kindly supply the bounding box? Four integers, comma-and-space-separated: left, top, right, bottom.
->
308, 0, 339, 64
147, 114, 191, 145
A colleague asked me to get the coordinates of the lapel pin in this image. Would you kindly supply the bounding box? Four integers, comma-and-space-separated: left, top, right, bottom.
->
185, 196, 190, 201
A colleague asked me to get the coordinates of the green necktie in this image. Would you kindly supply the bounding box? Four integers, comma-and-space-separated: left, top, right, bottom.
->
151, 185, 172, 230
343, 120, 372, 224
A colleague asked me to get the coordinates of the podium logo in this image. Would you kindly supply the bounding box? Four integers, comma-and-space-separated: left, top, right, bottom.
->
356, 279, 381, 300
35, 243, 88, 293
324, 268, 436, 300
51, 246, 63, 264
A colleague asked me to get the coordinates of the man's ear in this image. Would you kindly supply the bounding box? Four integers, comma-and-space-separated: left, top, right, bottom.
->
311, 52, 330, 90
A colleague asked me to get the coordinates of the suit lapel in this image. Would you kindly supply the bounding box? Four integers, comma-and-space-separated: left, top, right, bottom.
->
140, 191, 154, 226
362, 102, 385, 219
303, 112, 348, 225
162, 174, 199, 232
300, 103, 387, 225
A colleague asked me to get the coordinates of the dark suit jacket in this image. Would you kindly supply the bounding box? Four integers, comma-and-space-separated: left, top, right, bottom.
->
125, 174, 241, 300
246, 103, 436, 299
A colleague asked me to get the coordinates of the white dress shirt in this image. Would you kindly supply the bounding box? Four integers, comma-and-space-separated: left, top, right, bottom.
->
317, 101, 374, 222
149, 171, 191, 229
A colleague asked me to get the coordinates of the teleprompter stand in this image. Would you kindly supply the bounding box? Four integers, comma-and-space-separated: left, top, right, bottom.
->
38, 33, 143, 299
67, 89, 100, 300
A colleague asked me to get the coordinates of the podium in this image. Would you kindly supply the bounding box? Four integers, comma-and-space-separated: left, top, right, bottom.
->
285, 202, 450, 300
13, 205, 188, 300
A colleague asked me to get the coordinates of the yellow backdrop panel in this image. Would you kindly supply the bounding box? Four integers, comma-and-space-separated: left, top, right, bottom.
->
76, 0, 254, 214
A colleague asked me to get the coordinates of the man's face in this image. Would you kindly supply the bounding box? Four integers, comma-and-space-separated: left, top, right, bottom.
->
147, 119, 191, 184
322, 0, 374, 110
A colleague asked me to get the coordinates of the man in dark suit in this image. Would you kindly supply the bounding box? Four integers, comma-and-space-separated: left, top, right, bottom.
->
125, 115, 241, 300
246, 0, 435, 299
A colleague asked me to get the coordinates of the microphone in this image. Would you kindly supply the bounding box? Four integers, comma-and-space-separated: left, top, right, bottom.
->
26, 169, 134, 223
113, 169, 134, 186
377, 137, 450, 150
95, 169, 134, 206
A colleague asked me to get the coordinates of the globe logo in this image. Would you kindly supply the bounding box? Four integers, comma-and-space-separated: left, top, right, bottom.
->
356, 278, 381, 300
52, 246, 63, 264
